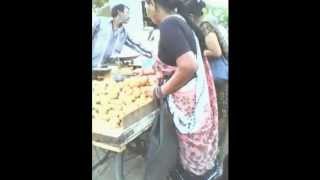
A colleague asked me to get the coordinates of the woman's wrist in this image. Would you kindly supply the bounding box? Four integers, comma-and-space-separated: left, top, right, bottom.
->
160, 85, 166, 97
154, 85, 165, 99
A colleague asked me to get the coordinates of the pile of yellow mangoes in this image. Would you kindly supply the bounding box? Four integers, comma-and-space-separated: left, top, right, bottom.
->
92, 76, 154, 129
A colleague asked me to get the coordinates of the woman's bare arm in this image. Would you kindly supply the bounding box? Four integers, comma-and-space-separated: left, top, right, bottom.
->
204, 32, 222, 58
161, 51, 198, 95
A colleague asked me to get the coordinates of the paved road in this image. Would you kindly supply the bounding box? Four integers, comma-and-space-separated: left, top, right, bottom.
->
92, 146, 228, 180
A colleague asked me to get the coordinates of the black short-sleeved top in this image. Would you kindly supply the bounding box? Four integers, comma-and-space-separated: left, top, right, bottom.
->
158, 16, 197, 66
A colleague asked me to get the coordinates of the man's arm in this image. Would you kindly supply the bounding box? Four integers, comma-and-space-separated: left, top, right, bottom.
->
92, 16, 101, 38
125, 35, 153, 58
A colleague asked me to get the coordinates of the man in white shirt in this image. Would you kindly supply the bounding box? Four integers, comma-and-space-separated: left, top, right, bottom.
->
92, 4, 152, 68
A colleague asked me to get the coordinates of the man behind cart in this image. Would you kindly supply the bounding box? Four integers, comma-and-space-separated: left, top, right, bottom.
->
92, 4, 152, 68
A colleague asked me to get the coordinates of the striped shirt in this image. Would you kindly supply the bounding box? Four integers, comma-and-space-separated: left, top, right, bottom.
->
92, 16, 152, 68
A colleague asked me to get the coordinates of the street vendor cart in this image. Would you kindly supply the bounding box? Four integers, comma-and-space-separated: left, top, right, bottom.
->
92, 54, 159, 180
92, 109, 158, 180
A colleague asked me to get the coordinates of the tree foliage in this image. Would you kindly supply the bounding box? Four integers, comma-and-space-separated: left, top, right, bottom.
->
203, 6, 228, 28
92, 0, 108, 8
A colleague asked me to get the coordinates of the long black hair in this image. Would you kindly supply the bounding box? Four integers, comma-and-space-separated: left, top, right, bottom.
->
150, 0, 206, 53
175, 0, 206, 53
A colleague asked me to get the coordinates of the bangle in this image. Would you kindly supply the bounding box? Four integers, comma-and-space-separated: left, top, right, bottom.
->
158, 86, 164, 98
154, 86, 164, 99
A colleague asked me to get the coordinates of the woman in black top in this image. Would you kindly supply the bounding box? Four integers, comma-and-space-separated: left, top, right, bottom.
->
137, 0, 220, 179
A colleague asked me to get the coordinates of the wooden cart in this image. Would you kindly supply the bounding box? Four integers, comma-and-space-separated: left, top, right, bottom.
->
92, 109, 159, 180
92, 60, 159, 180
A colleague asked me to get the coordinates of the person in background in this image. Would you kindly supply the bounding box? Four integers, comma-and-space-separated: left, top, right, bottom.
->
92, 4, 152, 68
201, 16, 228, 59
200, 21, 228, 177
137, 0, 220, 179
185, 1, 229, 177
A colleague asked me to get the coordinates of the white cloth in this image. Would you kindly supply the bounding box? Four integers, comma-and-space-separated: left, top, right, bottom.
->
167, 30, 211, 134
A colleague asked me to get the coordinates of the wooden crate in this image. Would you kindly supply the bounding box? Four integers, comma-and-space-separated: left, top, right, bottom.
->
92, 67, 159, 150
92, 67, 112, 81
122, 99, 157, 128
92, 109, 159, 152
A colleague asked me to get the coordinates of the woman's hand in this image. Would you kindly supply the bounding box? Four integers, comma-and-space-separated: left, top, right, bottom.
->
203, 50, 211, 57
144, 85, 164, 100
133, 68, 156, 76
133, 68, 144, 76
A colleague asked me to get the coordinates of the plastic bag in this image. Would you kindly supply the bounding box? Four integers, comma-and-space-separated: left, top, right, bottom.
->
144, 97, 178, 180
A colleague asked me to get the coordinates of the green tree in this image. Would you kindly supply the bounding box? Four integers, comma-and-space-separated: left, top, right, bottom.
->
93, 0, 108, 8
204, 5, 228, 28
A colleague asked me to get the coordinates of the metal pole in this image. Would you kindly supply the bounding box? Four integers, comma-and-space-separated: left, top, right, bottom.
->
114, 152, 124, 180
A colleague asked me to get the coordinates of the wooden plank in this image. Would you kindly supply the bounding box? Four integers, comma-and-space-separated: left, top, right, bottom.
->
92, 99, 157, 137
121, 110, 158, 146
92, 110, 159, 153
92, 141, 126, 153
92, 119, 124, 138
122, 99, 157, 129
93, 110, 159, 145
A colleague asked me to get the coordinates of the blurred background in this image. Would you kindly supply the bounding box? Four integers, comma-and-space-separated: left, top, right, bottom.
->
92, 0, 228, 29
